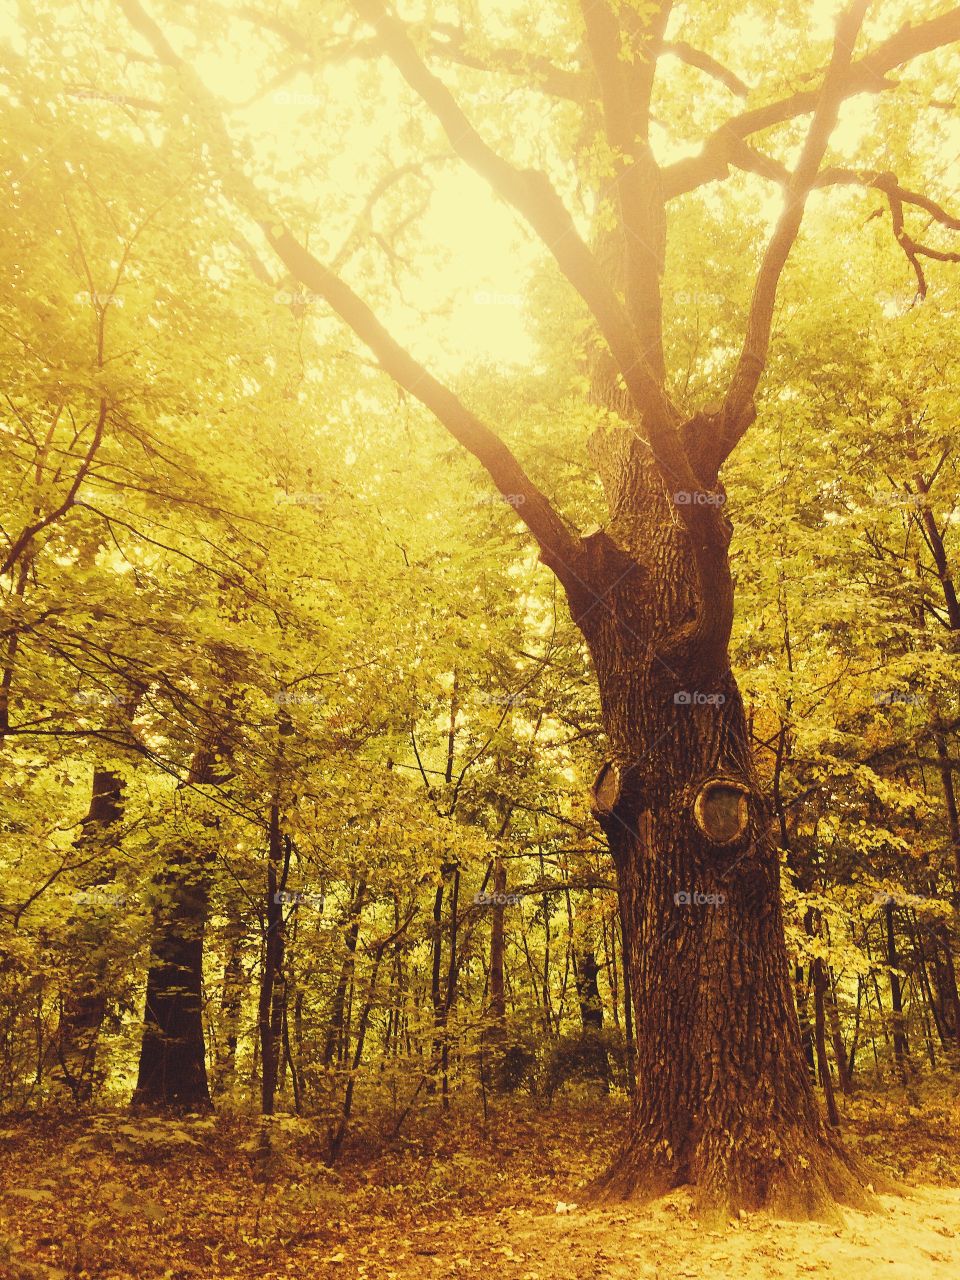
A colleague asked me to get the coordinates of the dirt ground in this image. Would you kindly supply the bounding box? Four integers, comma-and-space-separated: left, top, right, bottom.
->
378, 1187, 960, 1280
1, 1086, 958, 1279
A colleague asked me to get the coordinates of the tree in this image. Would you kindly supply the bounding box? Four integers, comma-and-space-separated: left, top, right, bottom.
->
66, 0, 960, 1209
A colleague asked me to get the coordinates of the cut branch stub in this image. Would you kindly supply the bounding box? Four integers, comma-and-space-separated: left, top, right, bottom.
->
590, 760, 622, 821
692, 777, 751, 846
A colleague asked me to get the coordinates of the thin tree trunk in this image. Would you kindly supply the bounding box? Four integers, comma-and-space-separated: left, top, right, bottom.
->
440, 865, 460, 1106
884, 902, 911, 1084
213, 910, 247, 1095
847, 976, 863, 1083
259, 802, 288, 1114
825, 972, 852, 1095
49, 768, 124, 1103
322, 880, 366, 1067
484, 856, 508, 1091
132, 743, 219, 1110
575, 943, 609, 1092
812, 956, 840, 1126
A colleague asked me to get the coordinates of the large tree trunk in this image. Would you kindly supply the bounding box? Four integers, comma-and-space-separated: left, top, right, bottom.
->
131, 745, 218, 1110
574, 429, 872, 1214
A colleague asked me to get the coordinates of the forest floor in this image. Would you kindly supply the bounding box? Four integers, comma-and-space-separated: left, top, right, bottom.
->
1, 1080, 959, 1280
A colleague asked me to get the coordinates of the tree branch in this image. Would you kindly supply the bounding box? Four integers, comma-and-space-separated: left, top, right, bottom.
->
116, 0, 585, 589
818, 168, 960, 296
663, 6, 960, 200
1, 399, 108, 577
350, 0, 680, 459
660, 40, 749, 98
261, 225, 584, 581
579, 1, 670, 380
717, 0, 872, 462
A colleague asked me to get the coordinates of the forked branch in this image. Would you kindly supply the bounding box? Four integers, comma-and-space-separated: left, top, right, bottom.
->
350, 0, 680, 460
663, 7, 960, 199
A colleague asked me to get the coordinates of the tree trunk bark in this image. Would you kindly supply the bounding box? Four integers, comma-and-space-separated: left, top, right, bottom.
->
884, 901, 911, 1084
259, 802, 288, 1114
131, 745, 217, 1110
573, 427, 872, 1213
618, 896, 636, 1090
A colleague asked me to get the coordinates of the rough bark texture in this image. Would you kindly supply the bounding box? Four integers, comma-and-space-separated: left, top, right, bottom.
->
259, 801, 287, 1114
573, 422, 875, 1215
131, 745, 217, 1111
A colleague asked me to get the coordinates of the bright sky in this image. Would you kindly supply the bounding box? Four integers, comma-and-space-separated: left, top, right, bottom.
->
10, 0, 955, 376
190, 0, 943, 377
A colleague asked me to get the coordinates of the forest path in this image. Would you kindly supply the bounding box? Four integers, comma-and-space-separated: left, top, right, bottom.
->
362, 1187, 960, 1280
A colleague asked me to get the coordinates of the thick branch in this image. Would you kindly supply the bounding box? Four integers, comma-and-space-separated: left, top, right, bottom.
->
425, 28, 584, 101
116, 0, 584, 587
241, 3, 748, 104
718, 1, 871, 460
355, 0, 732, 660
661, 40, 749, 98
262, 227, 583, 580
350, 0, 681, 463
580, 1, 669, 380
